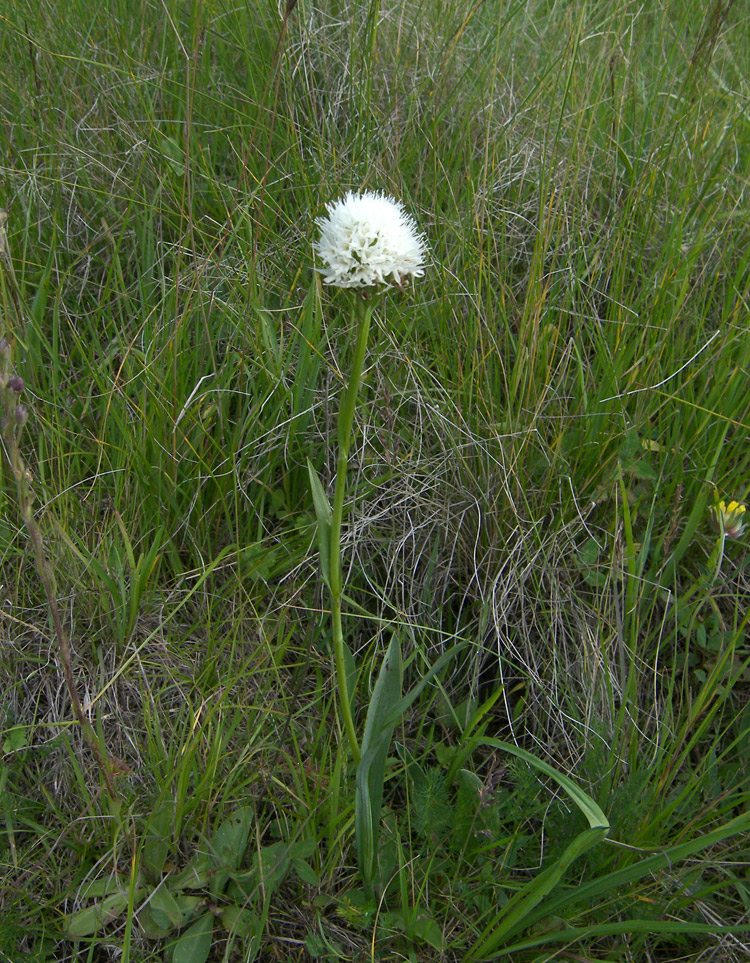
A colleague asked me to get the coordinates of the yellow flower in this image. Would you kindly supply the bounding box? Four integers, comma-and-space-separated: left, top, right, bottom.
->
713, 499, 747, 539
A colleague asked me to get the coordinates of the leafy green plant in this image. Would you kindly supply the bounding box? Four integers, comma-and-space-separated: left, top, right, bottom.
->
65, 805, 319, 963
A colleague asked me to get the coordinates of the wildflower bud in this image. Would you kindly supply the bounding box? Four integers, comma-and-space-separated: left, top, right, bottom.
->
15, 405, 29, 428
713, 500, 747, 539
7, 375, 24, 394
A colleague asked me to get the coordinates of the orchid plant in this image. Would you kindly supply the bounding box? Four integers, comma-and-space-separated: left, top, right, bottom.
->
308, 193, 612, 910
309, 190, 427, 891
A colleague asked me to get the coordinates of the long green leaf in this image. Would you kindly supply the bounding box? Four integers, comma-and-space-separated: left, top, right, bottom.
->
355, 634, 402, 894
307, 458, 332, 587
471, 738, 608, 826
469, 827, 608, 959
495, 919, 750, 959
521, 809, 750, 932
380, 639, 469, 732
466, 737, 609, 959
351, 637, 468, 893
471, 803, 750, 959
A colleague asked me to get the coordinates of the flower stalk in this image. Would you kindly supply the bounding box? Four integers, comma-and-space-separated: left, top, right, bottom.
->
312, 191, 426, 764
327, 297, 375, 765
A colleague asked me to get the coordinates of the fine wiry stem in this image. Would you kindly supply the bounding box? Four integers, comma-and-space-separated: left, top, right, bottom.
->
0, 338, 117, 800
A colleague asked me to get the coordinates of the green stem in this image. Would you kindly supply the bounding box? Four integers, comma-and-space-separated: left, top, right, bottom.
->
336, 298, 374, 461
328, 297, 374, 766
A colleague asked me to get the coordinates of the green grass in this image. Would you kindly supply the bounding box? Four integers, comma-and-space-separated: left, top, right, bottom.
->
1, 0, 750, 959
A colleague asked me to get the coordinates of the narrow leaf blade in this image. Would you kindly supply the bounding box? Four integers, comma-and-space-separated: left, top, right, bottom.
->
355, 635, 402, 892
307, 458, 332, 585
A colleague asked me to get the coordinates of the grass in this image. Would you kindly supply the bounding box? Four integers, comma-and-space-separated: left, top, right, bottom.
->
1, 0, 750, 959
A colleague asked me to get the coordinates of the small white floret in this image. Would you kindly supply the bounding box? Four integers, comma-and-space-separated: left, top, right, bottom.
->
314, 190, 427, 289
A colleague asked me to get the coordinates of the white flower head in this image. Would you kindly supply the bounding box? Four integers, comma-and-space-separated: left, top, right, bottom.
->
314, 190, 427, 289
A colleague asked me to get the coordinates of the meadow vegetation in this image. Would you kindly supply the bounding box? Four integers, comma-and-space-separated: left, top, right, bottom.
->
1, 0, 750, 960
